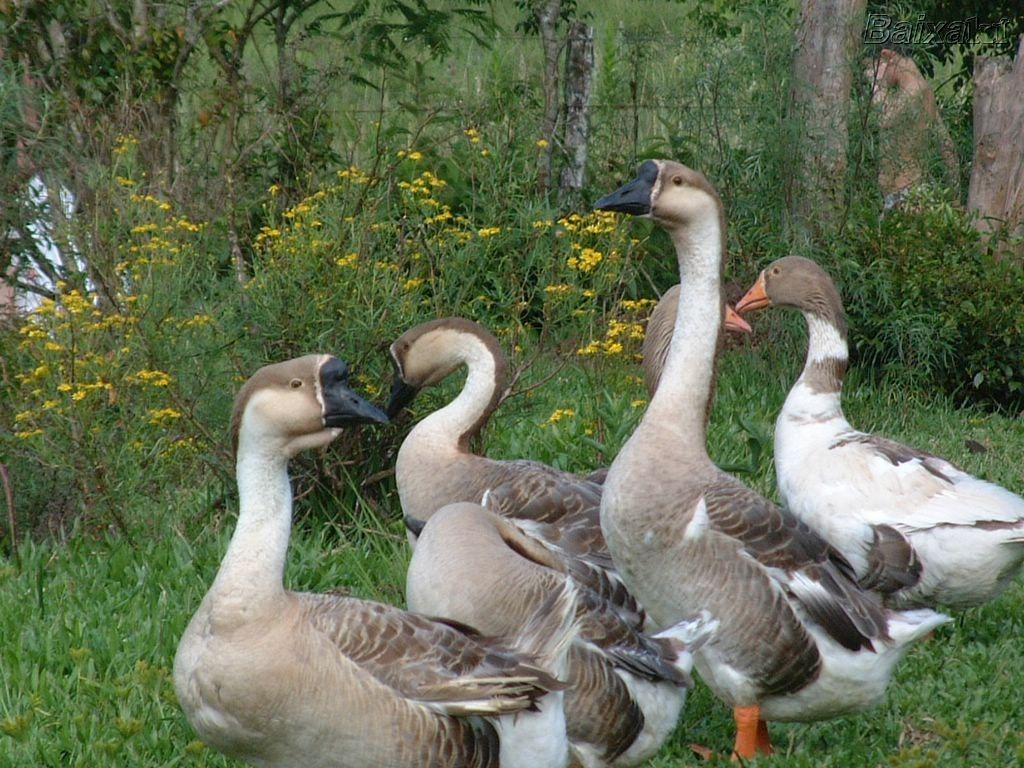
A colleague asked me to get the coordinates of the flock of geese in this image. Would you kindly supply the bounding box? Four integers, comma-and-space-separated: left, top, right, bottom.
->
173, 160, 1024, 767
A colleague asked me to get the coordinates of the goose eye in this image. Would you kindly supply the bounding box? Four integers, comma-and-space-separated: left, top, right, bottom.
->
772, 267, 781, 275
290, 378, 303, 389
672, 176, 683, 186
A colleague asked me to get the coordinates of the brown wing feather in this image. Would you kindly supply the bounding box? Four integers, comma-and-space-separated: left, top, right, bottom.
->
490, 513, 645, 628
564, 645, 645, 764
702, 476, 889, 652
301, 595, 560, 715
484, 460, 603, 524
860, 524, 922, 594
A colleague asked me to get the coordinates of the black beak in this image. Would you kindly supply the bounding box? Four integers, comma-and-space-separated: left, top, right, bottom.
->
386, 374, 420, 418
594, 160, 659, 215
320, 358, 389, 427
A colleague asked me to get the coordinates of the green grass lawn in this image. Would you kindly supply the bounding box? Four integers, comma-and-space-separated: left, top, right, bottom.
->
2, 342, 1023, 767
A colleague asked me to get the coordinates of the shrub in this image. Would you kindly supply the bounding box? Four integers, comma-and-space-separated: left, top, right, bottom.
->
826, 187, 1024, 411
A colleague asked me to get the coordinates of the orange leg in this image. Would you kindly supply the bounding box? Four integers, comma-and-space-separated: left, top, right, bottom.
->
733, 705, 773, 760
732, 705, 760, 759
756, 718, 773, 755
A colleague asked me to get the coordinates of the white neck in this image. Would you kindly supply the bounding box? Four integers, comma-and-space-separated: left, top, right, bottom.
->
404, 336, 499, 453
804, 313, 848, 369
211, 438, 292, 601
782, 313, 849, 422
644, 215, 723, 455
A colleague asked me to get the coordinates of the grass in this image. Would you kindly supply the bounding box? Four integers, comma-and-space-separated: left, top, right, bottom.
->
2, 336, 1024, 767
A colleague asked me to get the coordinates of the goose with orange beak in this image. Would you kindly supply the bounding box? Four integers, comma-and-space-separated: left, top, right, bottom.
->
737, 256, 1024, 609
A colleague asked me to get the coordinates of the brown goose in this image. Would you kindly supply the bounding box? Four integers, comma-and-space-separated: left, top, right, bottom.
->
407, 502, 715, 768
173, 355, 578, 768
736, 256, 1024, 608
387, 318, 609, 566
642, 286, 751, 396
595, 161, 948, 758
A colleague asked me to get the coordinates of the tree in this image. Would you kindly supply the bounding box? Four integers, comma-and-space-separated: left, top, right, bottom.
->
787, 0, 868, 237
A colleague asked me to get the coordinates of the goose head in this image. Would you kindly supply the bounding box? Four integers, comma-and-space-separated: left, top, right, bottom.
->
735, 256, 845, 330
594, 159, 722, 233
231, 355, 388, 458
386, 318, 507, 418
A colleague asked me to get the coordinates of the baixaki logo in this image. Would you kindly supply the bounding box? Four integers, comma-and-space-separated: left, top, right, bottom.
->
863, 13, 1011, 45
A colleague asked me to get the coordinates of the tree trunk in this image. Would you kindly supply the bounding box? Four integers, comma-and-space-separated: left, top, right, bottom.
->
558, 21, 594, 203
535, 0, 562, 194
968, 35, 1024, 259
788, 0, 867, 237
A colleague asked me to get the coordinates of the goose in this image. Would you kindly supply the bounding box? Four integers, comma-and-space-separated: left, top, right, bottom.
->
642, 286, 751, 396
406, 502, 716, 768
594, 161, 949, 758
735, 256, 1024, 608
387, 318, 608, 560
173, 354, 579, 768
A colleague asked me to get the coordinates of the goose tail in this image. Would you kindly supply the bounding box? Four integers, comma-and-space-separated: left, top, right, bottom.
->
886, 608, 951, 647
653, 611, 719, 683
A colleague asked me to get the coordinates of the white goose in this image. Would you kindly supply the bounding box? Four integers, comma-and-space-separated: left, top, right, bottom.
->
595, 161, 948, 758
173, 354, 577, 768
736, 256, 1024, 608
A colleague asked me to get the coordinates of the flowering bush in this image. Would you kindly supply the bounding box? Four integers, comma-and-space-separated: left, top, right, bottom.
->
1, 131, 654, 535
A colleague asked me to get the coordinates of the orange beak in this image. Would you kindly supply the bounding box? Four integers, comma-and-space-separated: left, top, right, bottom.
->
735, 272, 771, 314
724, 305, 752, 334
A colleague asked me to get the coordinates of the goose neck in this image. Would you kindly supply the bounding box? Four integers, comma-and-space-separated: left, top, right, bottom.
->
794, 312, 849, 408
212, 443, 292, 601
407, 338, 502, 454
644, 216, 724, 455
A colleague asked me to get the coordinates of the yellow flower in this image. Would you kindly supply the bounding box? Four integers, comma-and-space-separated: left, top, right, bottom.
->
15, 429, 43, 440
464, 127, 481, 144
406, 151, 423, 161
268, 183, 281, 196
567, 247, 603, 273
71, 390, 88, 401
576, 341, 601, 356
148, 407, 183, 427
536, 139, 549, 149
132, 369, 173, 387
403, 277, 425, 291
544, 284, 572, 296
603, 341, 624, 355
620, 298, 656, 313
57, 383, 73, 392
335, 253, 358, 268
480, 149, 491, 157
115, 176, 136, 187
631, 399, 647, 408
544, 408, 575, 426
477, 227, 501, 238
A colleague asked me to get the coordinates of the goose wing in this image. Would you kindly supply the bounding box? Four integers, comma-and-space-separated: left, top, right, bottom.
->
829, 432, 1024, 534
573, 588, 691, 686
489, 512, 645, 628
484, 460, 603, 524
702, 476, 889, 652
302, 595, 560, 717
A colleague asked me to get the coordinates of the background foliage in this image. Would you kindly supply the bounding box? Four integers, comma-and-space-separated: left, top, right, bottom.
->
1, 1, 1023, 764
